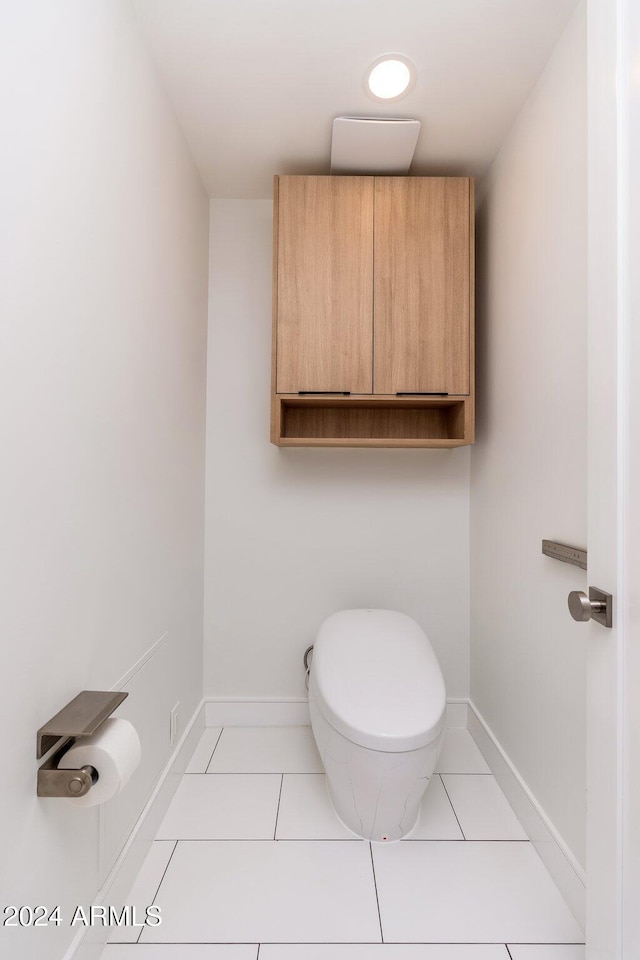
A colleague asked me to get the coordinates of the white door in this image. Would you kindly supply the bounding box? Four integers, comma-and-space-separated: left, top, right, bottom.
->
586, 0, 639, 955
620, 0, 640, 953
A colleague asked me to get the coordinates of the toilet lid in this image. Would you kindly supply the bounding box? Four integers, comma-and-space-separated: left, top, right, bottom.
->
311, 609, 446, 752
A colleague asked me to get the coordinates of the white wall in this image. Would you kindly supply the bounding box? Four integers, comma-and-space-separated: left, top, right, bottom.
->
0, 4, 209, 958
470, 2, 587, 868
204, 200, 470, 702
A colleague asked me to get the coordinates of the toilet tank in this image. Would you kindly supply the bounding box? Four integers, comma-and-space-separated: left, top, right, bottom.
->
311, 609, 446, 752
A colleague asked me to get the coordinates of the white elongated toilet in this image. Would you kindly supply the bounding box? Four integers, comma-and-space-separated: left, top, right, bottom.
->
309, 608, 446, 842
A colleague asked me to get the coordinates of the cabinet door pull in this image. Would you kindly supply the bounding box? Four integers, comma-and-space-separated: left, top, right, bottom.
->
395, 391, 449, 396
298, 391, 351, 395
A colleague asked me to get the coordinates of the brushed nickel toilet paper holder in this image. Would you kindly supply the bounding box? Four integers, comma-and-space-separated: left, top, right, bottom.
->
36, 690, 128, 798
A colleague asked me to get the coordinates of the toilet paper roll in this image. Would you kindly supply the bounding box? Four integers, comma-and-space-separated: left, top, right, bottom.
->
58, 718, 141, 807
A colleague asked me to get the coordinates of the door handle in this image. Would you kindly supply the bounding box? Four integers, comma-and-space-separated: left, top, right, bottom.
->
568, 586, 613, 628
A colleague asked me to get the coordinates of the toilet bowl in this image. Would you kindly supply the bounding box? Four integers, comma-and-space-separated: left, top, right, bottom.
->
309, 608, 446, 842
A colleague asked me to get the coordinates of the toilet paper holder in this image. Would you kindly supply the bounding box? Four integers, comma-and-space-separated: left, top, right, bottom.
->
36, 690, 128, 798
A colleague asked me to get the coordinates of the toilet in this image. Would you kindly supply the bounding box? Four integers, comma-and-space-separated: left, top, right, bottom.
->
309, 608, 446, 842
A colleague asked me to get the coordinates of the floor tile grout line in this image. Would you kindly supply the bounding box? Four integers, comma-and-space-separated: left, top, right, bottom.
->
435, 771, 492, 776
402, 838, 530, 843
152, 837, 366, 843
120, 941, 586, 946
202, 727, 224, 773
188, 768, 493, 777
189, 770, 324, 776
151, 837, 532, 843
368, 841, 384, 944
204, 726, 225, 773
439, 773, 467, 840
273, 774, 284, 840
183, 772, 286, 777
136, 839, 178, 944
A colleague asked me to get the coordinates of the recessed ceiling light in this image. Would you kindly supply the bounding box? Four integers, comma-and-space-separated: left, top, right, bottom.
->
365, 55, 416, 103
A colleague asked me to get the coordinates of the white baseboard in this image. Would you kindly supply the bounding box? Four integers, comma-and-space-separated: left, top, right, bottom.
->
66, 699, 205, 960
445, 699, 468, 728
204, 697, 469, 729
205, 697, 310, 726
467, 698, 586, 931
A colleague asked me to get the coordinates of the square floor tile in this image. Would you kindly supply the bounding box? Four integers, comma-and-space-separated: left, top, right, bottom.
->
507, 949, 585, 959
404, 775, 463, 841
276, 774, 360, 839
435, 729, 491, 774
207, 726, 323, 773
259, 947, 509, 959
441, 775, 527, 840
372, 841, 584, 943
103, 947, 257, 959
108, 841, 176, 943
185, 728, 223, 773
100, 943, 258, 960
156, 774, 281, 840
141, 840, 381, 943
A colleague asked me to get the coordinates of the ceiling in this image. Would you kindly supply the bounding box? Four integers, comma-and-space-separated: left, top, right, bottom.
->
131, 0, 580, 199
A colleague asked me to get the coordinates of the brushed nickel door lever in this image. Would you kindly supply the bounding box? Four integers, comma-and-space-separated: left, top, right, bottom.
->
568, 586, 613, 627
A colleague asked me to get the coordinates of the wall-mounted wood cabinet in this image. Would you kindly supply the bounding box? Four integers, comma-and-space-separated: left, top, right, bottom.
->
271, 175, 474, 447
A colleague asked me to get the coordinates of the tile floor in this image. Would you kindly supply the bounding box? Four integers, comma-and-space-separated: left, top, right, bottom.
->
101, 726, 585, 960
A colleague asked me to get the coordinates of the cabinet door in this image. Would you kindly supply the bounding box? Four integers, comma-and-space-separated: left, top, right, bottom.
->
374, 177, 471, 395
275, 176, 374, 394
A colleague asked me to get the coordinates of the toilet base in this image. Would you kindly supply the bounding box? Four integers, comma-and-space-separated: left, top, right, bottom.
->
310, 702, 444, 842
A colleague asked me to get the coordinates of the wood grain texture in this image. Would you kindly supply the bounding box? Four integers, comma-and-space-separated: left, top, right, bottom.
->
275, 175, 374, 394
283, 406, 451, 440
270, 175, 280, 442
277, 437, 469, 448
467, 178, 476, 442
373, 177, 471, 395
274, 395, 468, 446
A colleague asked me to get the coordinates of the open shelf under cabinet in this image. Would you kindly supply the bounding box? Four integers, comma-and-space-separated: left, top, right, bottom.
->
271, 395, 474, 448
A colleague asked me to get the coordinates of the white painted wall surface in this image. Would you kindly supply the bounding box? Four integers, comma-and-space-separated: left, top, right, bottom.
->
204, 200, 470, 702
0, 4, 209, 958
470, 3, 587, 867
